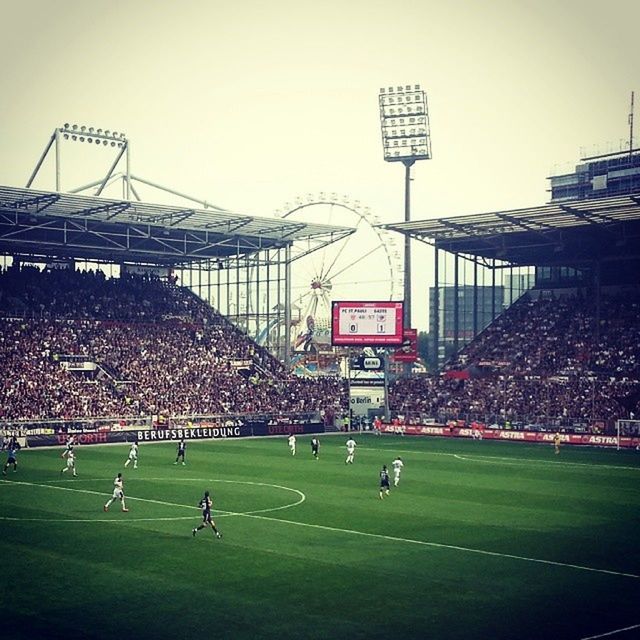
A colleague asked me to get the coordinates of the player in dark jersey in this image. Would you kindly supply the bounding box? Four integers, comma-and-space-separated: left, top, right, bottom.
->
2, 438, 20, 475
192, 491, 222, 539
175, 439, 186, 465
379, 464, 390, 499
311, 437, 320, 460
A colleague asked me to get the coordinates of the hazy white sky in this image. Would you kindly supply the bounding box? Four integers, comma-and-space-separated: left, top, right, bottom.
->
1, 0, 638, 330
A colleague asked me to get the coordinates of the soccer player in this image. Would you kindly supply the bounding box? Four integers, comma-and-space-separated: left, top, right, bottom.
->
379, 464, 390, 499
345, 437, 356, 464
103, 473, 129, 512
553, 432, 561, 455
2, 438, 20, 475
61, 435, 75, 459
175, 439, 186, 465
310, 436, 320, 460
392, 456, 404, 486
288, 433, 296, 456
124, 440, 139, 469
192, 490, 222, 539
61, 449, 77, 477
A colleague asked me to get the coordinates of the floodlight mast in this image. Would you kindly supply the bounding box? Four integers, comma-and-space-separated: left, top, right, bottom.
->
378, 85, 431, 346
26, 124, 130, 197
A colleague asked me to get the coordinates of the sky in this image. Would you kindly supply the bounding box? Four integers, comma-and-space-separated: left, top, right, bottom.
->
1, 0, 639, 331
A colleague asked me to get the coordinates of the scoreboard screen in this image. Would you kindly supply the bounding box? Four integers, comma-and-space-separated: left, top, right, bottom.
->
331, 301, 404, 346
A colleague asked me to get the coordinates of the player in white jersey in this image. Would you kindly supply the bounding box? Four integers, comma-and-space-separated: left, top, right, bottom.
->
124, 441, 138, 469
103, 473, 129, 512
60, 449, 77, 477
288, 434, 296, 456
61, 435, 75, 459
392, 456, 404, 486
345, 437, 357, 464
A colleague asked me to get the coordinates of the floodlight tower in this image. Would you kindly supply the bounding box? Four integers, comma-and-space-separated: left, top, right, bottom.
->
26, 124, 130, 196
378, 85, 432, 338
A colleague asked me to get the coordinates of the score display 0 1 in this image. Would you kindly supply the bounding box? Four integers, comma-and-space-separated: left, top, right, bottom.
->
331, 301, 404, 346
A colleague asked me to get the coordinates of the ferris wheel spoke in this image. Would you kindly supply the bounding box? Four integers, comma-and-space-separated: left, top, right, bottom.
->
319, 204, 337, 278
326, 244, 386, 282
320, 215, 366, 281
318, 292, 332, 317
305, 296, 319, 320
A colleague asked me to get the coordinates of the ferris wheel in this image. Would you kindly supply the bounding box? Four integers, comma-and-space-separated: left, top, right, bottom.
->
275, 193, 403, 353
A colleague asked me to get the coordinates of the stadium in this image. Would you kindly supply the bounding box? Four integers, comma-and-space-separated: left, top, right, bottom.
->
2, 116, 640, 640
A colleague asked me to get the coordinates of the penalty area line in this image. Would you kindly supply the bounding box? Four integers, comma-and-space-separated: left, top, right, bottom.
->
235, 512, 640, 581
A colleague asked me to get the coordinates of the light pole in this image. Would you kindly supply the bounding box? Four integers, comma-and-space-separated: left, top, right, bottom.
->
378, 85, 432, 345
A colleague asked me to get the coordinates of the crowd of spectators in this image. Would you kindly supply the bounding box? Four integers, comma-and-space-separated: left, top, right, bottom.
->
1, 265, 639, 431
390, 290, 640, 429
0, 265, 347, 422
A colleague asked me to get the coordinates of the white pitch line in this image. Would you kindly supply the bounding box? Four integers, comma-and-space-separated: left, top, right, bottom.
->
361, 446, 640, 472
580, 622, 640, 639
0, 515, 196, 523
234, 512, 640, 581
0, 477, 305, 518
2, 478, 638, 581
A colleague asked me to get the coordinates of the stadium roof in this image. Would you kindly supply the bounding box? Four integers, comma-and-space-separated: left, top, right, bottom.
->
380, 193, 640, 267
0, 185, 354, 266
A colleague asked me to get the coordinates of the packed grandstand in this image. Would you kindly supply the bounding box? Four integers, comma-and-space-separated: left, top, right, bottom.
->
1, 264, 639, 436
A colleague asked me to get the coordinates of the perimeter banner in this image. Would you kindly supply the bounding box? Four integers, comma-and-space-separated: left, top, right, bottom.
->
26, 421, 326, 448
378, 424, 640, 449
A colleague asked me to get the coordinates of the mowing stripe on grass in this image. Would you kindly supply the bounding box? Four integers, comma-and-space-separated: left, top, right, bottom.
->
3, 478, 638, 581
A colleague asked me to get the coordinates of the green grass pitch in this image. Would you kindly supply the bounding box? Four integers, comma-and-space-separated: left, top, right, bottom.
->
1, 434, 640, 640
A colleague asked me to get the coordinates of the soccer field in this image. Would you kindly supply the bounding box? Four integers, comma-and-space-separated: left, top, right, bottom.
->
1, 434, 640, 640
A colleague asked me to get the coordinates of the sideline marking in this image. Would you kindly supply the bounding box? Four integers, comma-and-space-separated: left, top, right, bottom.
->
580, 623, 640, 639
0, 477, 305, 522
2, 478, 638, 581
